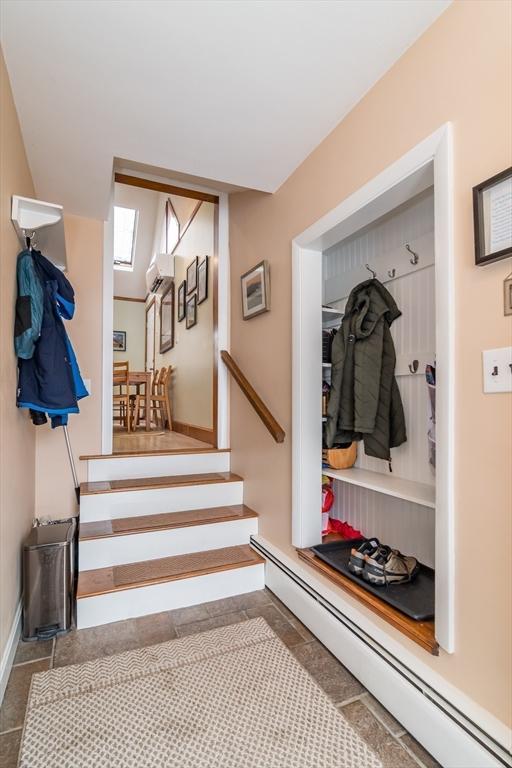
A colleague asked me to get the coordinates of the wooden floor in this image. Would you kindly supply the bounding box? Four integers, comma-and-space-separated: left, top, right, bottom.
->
112, 428, 211, 455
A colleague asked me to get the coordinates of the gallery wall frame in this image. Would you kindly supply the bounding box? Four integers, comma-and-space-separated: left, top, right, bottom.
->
159, 281, 175, 353
473, 166, 512, 266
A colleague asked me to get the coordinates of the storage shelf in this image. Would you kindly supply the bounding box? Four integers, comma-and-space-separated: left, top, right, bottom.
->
322, 362, 332, 368
322, 306, 343, 320
322, 466, 435, 508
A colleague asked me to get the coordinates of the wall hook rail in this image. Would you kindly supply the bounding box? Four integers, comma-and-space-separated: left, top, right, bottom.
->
406, 243, 419, 265
365, 263, 377, 279
408, 359, 419, 374
387, 268, 396, 278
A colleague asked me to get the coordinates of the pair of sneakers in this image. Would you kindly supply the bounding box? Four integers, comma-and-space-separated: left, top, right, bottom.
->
348, 538, 419, 586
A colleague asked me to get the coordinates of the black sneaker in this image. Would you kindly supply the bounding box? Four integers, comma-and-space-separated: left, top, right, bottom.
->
348, 538, 380, 577
364, 546, 419, 586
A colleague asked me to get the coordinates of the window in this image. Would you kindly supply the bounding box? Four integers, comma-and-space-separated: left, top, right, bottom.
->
113, 205, 138, 269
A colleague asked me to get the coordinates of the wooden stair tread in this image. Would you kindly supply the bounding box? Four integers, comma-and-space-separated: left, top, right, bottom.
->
80, 472, 243, 495
297, 548, 439, 656
80, 505, 258, 540
77, 545, 264, 598
80, 448, 231, 460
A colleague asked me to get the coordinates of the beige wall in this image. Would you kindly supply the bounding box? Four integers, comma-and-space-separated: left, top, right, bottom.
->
229, 0, 512, 727
156, 201, 214, 430
34, 214, 104, 520
113, 299, 145, 371
0, 50, 36, 662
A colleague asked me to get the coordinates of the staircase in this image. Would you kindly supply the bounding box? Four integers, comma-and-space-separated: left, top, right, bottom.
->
76, 449, 264, 629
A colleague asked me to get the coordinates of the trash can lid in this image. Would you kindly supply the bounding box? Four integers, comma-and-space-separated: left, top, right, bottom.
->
24, 521, 75, 549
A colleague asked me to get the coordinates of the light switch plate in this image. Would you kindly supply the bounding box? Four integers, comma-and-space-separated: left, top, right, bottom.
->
482, 347, 512, 393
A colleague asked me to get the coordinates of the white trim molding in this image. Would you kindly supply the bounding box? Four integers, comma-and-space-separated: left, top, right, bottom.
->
102, 174, 230, 453
291, 124, 455, 652
255, 537, 512, 768
0, 600, 22, 705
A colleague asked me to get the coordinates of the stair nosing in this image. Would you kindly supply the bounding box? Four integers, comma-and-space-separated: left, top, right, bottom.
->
80, 448, 231, 461
77, 545, 264, 599
79, 505, 258, 541
80, 472, 243, 496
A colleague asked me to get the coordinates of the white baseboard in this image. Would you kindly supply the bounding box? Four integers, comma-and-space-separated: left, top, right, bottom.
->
0, 600, 22, 705
255, 538, 511, 768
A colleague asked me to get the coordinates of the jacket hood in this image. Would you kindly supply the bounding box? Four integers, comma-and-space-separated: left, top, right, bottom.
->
345, 278, 401, 339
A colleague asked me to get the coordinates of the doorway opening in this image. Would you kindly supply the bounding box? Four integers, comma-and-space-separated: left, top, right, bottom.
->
109, 173, 220, 455
292, 125, 454, 654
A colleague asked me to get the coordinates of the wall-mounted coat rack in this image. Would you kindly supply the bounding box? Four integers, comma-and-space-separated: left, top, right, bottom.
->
324, 231, 434, 305
11, 195, 67, 270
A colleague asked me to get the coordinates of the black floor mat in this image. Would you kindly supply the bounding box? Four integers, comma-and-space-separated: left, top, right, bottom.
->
311, 539, 435, 621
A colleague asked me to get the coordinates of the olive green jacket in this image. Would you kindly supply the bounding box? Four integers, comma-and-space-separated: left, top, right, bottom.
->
325, 278, 406, 462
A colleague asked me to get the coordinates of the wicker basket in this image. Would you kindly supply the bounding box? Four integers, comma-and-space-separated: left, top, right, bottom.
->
322, 442, 357, 470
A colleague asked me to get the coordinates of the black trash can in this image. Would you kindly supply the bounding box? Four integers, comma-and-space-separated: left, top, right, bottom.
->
22, 519, 76, 641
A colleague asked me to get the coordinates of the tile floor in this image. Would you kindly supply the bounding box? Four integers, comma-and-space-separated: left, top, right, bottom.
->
0, 589, 440, 768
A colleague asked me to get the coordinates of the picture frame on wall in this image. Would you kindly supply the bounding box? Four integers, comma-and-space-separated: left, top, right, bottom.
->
159, 282, 175, 353
113, 330, 126, 351
185, 293, 197, 329
473, 166, 512, 265
186, 257, 198, 294
197, 255, 208, 304
177, 280, 186, 322
240, 260, 270, 320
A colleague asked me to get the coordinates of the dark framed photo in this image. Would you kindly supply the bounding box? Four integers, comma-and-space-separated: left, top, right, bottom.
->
197, 255, 209, 304
113, 330, 126, 351
186, 293, 197, 329
240, 260, 270, 320
473, 167, 512, 265
177, 280, 186, 322
159, 282, 174, 353
186, 257, 198, 294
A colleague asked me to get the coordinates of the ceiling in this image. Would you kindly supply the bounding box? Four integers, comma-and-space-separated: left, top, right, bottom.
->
1, 0, 450, 220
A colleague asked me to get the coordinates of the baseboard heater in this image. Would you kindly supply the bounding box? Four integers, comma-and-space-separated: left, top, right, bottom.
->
251, 537, 511, 768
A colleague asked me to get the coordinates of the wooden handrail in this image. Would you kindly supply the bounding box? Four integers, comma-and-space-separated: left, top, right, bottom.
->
220, 350, 285, 443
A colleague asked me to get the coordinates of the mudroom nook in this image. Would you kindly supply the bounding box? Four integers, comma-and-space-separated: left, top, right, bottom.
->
290, 125, 454, 656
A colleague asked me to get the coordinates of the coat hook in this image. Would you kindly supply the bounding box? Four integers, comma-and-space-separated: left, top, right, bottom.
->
387, 268, 396, 278
406, 244, 419, 265
408, 359, 419, 374
365, 263, 377, 279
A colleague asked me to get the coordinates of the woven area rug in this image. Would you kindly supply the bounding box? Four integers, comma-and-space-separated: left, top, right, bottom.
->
19, 617, 382, 768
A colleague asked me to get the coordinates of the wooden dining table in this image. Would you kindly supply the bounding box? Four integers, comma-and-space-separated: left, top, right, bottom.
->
127, 371, 152, 431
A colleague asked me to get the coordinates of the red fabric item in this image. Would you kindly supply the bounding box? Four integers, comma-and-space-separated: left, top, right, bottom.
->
325, 518, 362, 539
322, 485, 334, 513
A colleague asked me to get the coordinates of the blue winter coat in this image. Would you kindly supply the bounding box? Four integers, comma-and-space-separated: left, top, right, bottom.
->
15, 249, 88, 427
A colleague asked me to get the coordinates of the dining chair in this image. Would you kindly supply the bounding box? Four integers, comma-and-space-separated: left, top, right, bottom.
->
113, 361, 131, 432
151, 366, 173, 431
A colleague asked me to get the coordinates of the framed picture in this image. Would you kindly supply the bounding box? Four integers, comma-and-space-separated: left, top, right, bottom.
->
186, 293, 197, 329
504, 274, 512, 316
197, 255, 209, 304
113, 330, 126, 351
159, 282, 174, 353
177, 280, 186, 322
240, 260, 270, 320
473, 167, 512, 265
186, 257, 198, 294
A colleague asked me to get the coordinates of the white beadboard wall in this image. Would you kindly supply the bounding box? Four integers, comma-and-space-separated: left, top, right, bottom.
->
323, 189, 435, 563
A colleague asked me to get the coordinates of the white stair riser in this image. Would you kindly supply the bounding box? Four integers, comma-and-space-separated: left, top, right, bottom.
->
87, 452, 230, 482
79, 518, 258, 570
77, 564, 265, 628
80, 481, 244, 523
